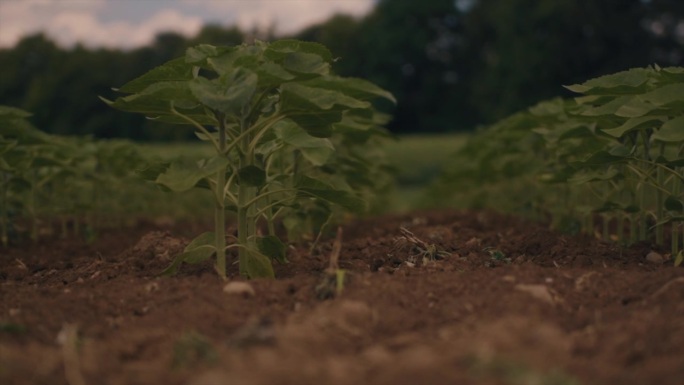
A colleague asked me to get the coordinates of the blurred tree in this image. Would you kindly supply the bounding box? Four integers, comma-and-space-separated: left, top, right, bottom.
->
1, 2, 682, 139
351, 0, 468, 133
189, 25, 244, 46
461, 0, 663, 123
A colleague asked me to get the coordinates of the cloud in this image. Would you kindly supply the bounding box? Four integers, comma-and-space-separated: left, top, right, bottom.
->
0, 0, 203, 49
0, 0, 375, 49
0, 0, 106, 48
183, 0, 375, 34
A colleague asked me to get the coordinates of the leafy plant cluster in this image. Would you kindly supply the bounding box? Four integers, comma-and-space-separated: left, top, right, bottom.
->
0, 105, 164, 246
432, 66, 684, 262
103, 40, 396, 279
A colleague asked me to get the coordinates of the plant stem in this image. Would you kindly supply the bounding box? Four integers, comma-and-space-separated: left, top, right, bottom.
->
236, 117, 258, 277
215, 121, 227, 279
655, 162, 665, 246
1, 173, 8, 247
672, 169, 681, 255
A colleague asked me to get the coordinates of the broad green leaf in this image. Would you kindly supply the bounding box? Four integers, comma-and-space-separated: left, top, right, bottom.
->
283, 52, 330, 75
189, 70, 257, 115
579, 96, 633, 116
602, 116, 665, 138
0, 106, 31, 121
161, 232, 217, 275
244, 248, 275, 278
274, 121, 334, 166
265, 39, 333, 63
182, 245, 216, 264
136, 160, 169, 182
568, 168, 620, 184
286, 110, 340, 138
616, 84, 684, 117
302, 77, 396, 104
296, 175, 366, 212
281, 82, 370, 111
185, 44, 233, 63
156, 156, 229, 192
255, 62, 295, 87
185, 231, 216, 251
572, 150, 627, 167
653, 116, 684, 142
118, 57, 193, 93
238, 165, 266, 187
564, 68, 653, 95
257, 235, 288, 263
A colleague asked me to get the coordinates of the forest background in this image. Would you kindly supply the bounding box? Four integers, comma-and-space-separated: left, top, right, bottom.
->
1, 0, 683, 141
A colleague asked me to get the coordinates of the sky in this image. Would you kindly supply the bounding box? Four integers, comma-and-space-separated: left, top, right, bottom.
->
0, 0, 376, 50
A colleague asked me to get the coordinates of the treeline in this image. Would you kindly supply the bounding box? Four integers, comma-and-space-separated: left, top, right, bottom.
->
1, 0, 682, 140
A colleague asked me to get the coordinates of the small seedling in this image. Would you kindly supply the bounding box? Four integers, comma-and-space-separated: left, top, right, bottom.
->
483, 246, 511, 264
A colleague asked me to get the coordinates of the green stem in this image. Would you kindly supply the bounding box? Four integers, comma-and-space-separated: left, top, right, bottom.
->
672, 170, 681, 255
215, 120, 228, 279
236, 117, 258, 278
655, 163, 665, 246
1, 173, 8, 247
602, 214, 610, 242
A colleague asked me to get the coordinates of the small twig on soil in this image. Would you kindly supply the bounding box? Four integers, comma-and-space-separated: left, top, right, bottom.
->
650, 277, 684, 299
328, 226, 343, 272
392, 227, 451, 265
58, 323, 87, 385
315, 227, 346, 300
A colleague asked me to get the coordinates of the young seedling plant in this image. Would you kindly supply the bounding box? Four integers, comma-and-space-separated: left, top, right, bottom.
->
102, 40, 395, 279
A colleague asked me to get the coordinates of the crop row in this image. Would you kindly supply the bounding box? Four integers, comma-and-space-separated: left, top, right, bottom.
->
432, 65, 684, 264
0, 106, 211, 246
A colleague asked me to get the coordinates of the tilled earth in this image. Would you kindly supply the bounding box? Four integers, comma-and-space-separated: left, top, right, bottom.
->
1, 210, 683, 385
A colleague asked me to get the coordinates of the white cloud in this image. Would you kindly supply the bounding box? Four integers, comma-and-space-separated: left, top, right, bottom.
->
0, 0, 107, 47
0, 0, 374, 49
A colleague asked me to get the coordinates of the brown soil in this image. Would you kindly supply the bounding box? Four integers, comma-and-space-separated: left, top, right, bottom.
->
1, 209, 683, 385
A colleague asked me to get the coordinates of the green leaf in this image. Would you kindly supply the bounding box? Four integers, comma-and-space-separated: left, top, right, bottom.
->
296, 175, 366, 213
0, 106, 32, 121
238, 165, 266, 187
572, 151, 627, 167
156, 156, 229, 192
564, 68, 653, 95
282, 52, 330, 75
615, 84, 684, 117
185, 44, 233, 63
118, 57, 193, 93
281, 82, 370, 111
675, 251, 683, 267
602, 116, 665, 138
265, 39, 333, 63
302, 76, 396, 104
578, 96, 633, 116
568, 168, 620, 184
244, 248, 275, 278
653, 116, 684, 142
189, 70, 257, 115
161, 232, 217, 275
256, 62, 295, 87
257, 235, 288, 263
275, 121, 334, 165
